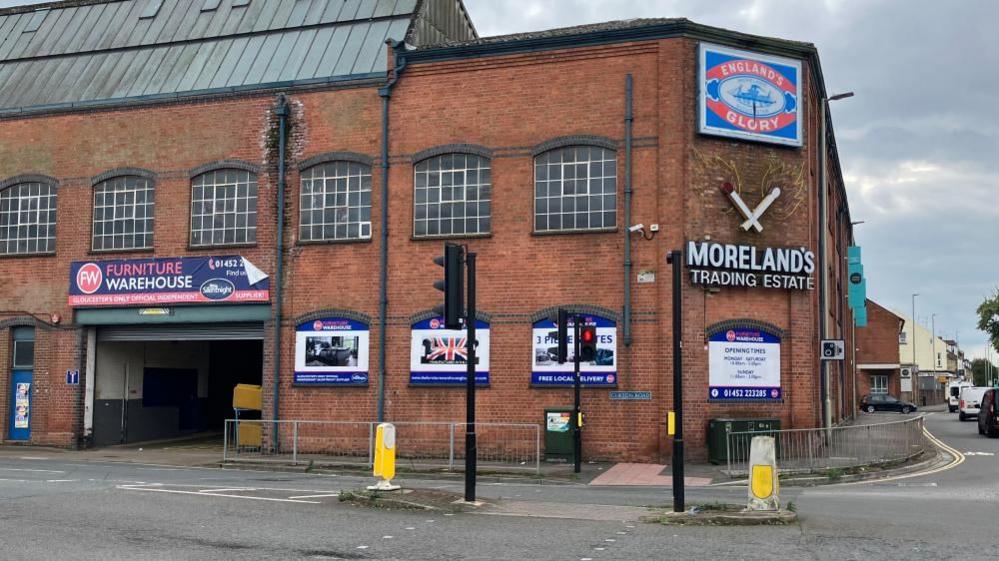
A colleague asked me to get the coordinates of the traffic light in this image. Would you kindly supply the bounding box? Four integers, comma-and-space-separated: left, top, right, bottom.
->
433, 243, 464, 329
579, 324, 597, 362
546, 308, 569, 364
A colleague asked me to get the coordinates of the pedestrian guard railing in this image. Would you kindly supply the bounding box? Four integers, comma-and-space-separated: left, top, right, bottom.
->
725, 415, 928, 476
223, 419, 541, 474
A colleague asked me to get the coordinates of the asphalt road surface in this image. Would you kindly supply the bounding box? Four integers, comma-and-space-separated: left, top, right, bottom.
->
0, 410, 994, 560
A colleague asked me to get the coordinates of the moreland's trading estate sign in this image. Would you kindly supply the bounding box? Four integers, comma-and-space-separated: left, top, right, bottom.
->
708, 328, 782, 401
532, 314, 617, 387
294, 317, 369, 386
698, 43, 803, 147
686, 241, 815, 290
410, 317, 490, 386
69, 256, 269, 307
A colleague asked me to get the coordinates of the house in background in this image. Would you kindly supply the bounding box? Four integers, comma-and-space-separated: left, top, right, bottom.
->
856, 299, 905, 403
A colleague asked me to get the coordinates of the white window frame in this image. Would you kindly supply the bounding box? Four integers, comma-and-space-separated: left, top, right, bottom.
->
870, 374, 888, 395
0, 181, 57, 255
534, 146, 617, 233
299, 161, 372, 242
190, 169, 258, 247
414, 153, 491, 238
92, 176, 155, 251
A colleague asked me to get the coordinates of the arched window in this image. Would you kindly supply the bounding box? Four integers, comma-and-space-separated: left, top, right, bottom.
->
300, 161, 372, 241
534, 146, 616, 232
414, 153, 491, 237
0, 179, 56, 255
191, 169, 258, 246
92, 174, 154, 251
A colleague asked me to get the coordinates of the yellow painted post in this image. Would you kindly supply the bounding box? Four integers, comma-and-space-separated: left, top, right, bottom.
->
667, 411, 676, 436
368, 423, 400, 491
747, 435, 779, 511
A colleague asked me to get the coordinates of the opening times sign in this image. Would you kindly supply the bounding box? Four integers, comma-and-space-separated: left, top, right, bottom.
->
708, 329, 781, 402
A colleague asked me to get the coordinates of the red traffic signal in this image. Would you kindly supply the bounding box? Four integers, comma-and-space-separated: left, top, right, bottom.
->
579, 325, 597, 362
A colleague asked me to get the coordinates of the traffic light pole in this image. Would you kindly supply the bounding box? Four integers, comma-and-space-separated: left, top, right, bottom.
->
464, 251, 477, 503
668, 250, 685, 513
573, 316, 582, 474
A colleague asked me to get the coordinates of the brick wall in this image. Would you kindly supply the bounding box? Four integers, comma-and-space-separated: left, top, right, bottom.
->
0, 35, 848, 461
856, 299, 904, 398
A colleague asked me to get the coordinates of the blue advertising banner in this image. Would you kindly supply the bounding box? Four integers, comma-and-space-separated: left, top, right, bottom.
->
69, 256, 269, 307
708, 328, 782, 401
531, 314, 617, 387
699, 43, 803, 147
294, 317, 369, 386
410, 317, 490, 386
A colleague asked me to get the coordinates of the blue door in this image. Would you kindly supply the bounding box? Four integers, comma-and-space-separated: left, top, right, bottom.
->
8, 370, 32, 441
9, 327, 35, 442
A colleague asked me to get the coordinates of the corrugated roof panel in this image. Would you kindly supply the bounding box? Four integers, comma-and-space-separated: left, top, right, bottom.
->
78, 51, 124, 101
319, 0, 347, 24
230, 0, 267, 35
109, 47, 154, 98
218, 1, 252, 35
107, 2, 144, 49
385, 16, 409, 42
225, 34, 266, 86
189, 38, 234, 91
338, 0, 364, 22
200, 0, 234, 38
24, 55, 73, 105
250, 0, 284, 33
240, 32, 282, 85
208, 36, 249, 88
14, 7, 63, 59
394, 0, 418, 14
58, 52, 107, 103
122, 4, 157, 47
0, 14, 29, 60
125, 45, 172, 97
76, 4, 114, 53
332, 21, 370, 76
156, 42, 201, 95
301, 0, 331, 26
23, 9, 48, 33
0, 60, 25, 103
90, 2, 132, 52
261, 30, 307, 83
186, 0, 222, 43
138, 43, 185, 95
286, 1, 312, 28
296, 25, 334, 79
161, 0, 201, 43
274, 28, 318, 83
311, 22, 351, 78
139, 0, 164, 20
372, 0, 398, 19
355, 0, 378, 20
265, 1, 299, 32
351, 19, 390, 74
143, 0, 185, 45
175, 41, 218, 92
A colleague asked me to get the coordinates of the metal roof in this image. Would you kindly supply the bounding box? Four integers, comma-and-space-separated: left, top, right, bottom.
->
0, 0, 475, 114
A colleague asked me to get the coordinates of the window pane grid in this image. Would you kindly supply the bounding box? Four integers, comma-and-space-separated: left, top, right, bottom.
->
190, 170, 258, 247
299, 162, 372, 242
414, 154, 491, 238
534, 147, 616, 232
0, 182, 56, 255
92, 176, 154, 251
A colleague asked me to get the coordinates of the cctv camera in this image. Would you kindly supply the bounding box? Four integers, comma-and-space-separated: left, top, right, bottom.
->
628, 224, 645, 233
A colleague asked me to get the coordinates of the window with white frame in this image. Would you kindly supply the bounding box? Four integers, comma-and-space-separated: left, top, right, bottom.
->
534, 146, 617, 232
870, 375, 888, 394
300, 161, 372, 242
414, 153, 491, 237
191, 169, 258, 246
0, 181, 56, 255
92, 175, 154, 251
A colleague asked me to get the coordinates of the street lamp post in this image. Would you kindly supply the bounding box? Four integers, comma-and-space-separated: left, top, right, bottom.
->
819, 91, 854, 434
911, 293, 919, 405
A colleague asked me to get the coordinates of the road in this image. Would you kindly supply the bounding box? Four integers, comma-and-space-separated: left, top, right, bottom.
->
0, 411, 995, 560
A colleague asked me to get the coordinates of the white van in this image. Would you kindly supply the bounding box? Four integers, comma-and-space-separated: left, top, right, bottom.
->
948, 381, 972, 413
959, 386, 989, 422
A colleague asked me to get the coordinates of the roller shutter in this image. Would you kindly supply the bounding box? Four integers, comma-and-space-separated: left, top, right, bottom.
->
97, 322, 264, 342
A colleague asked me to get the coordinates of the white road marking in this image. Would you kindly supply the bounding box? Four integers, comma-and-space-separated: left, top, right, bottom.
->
117, 485, 321, 504
198, 488, 257, 493
0, 468, 65, 474
287, 493, 341, 500
356, 545, 368, 549
45, 479, 78, 483
964, 452, 995, 456
18, 456, 50, 460
382, 536, 393, 539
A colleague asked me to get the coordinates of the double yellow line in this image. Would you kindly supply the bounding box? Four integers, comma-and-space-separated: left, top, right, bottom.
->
837, 424, 965, 486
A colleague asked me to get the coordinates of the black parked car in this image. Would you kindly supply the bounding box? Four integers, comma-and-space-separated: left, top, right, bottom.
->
860, 394, 917, 414
977, 389, 998, 438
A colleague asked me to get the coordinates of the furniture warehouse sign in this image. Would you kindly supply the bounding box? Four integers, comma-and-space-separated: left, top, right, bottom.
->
409, 317, 490, 386
68, 256, 269, 307
708, 329, 781, 401
698, 43, 803, 146
531, 314, 617, 387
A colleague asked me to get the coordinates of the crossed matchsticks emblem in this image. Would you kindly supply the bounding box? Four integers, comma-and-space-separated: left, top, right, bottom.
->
720, 182, 781, 233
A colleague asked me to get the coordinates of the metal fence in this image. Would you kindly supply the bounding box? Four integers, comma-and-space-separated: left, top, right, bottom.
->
725, 416, 928, 476
223, 419, 542, 474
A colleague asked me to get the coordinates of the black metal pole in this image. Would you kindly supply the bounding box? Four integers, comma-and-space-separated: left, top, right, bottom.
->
573, 316, 582, 474
669, 250, 685, 512
464, 252, 477, 502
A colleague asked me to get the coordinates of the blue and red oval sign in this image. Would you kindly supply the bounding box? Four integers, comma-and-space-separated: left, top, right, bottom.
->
699, 43, 803, 147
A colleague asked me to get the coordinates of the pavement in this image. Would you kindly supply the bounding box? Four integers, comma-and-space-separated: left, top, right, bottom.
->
0, 408, 993, 559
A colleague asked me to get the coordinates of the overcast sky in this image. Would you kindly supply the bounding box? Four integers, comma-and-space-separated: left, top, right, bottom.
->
2, 0, 996, 363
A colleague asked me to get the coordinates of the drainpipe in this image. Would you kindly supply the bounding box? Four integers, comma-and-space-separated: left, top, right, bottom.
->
272, 95, 289, 429
376, 41, 407, 422
623, 74, 634, 347
818, 98, 830, 437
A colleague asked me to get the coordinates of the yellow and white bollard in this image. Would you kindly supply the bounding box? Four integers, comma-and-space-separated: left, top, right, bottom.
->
747, 435, 779, 511
368, 423, 400, 491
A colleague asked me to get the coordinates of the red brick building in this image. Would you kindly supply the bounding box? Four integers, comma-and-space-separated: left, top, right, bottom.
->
0, 0, 856, 461
856, 299, 904, 400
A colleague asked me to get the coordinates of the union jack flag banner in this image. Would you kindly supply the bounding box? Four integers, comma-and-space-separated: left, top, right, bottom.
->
410, 317, 491, 386
427, 336, 468, 363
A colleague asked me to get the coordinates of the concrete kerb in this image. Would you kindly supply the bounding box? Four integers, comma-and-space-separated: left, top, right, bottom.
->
652, 508, 798, 526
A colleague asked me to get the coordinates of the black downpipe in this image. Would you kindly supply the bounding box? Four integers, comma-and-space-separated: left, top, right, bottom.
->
623, 74, 634, 346
377, 42, 407, 423
272, 95, 289, 432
